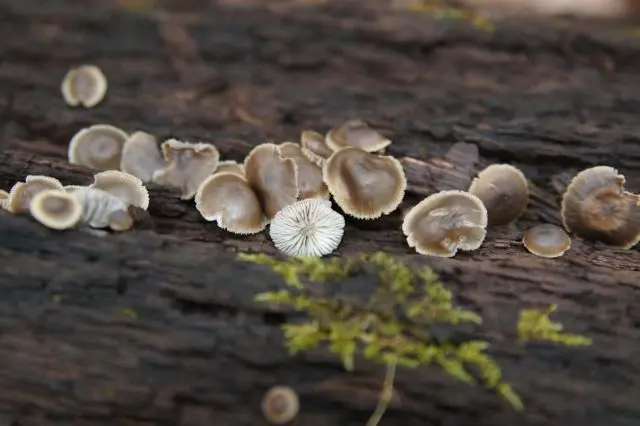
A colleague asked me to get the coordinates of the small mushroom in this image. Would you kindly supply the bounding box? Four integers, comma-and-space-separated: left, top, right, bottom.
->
6, 175, 65, 214
269, 198, 345, 257
301, 130, 333, 167
68, 124, 129, 171
29, 190, 83, 230
523, 224, 571, 258
323, 147, 406, 219
244, 143, 299, 220
0, 189, 9, 210
71, 186, 129, 229
325, 119, 391, 153
120, 131, 164, 182
195, 172, 267, 234
468, 164, 529, 226
561, 166, 640, 248
152, 139, 220, 200
214, 160, 245, 177
108, 209, 135, 232
279, 142, 329, 200
402, 190, 488, 257
261, 386, 300, 425
61, 65, 108, 108
90, 170, 150, 210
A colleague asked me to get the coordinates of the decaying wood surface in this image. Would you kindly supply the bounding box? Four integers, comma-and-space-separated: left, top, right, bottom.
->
0, 0, 639, 425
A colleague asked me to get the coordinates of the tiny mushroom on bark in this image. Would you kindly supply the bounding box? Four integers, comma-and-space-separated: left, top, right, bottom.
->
325, 119, 391, 153
0, 189, 9, 210
523, 224, 571, 258
29, 190, 83, 230
6, 175, 65, 214
261, 386, 300, 425
120, 131, 164, 183
71, 186, 129, 229
402, 190, 488, 257
301, 130, 334, 167
68, 124, 129, 171
561, 166, 640, 248
323, 147, 406, 219
90, 170, 150, 210
214, 160, 245, 177
269, 198, 345, 257
61, 65, 108, 108
468, 164, 529, 226
279, 142, 329, 200
195, 172, 267, 235
244, 143, 299, 220
152, 139, 220, 200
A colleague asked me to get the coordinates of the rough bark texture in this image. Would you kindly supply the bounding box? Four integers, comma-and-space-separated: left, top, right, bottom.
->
0, 0, 639, 425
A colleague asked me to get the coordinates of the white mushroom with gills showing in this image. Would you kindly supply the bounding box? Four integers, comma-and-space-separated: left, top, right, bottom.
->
402, 190, 488, 257
61, 64, 108, 108
68, 124, 129, 171
325, 119, 391, 153
261, 386, 300, 425
269, 198, 345, 257
70, 186, 130, 230
29, 190, 83, 230
90, 170, 150, 210
214, 160, 245, 177
195, 172, 267, 235
279, 142, 329, 200
522, 224, 571, 258
6, 175, 65, 214
322, 147, 406, 219
120, 131, 164, 183
300, 130, 334, 167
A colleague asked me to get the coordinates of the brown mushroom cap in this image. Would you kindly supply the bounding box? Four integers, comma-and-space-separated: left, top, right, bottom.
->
279, 142, 330, 200
120, 131, 164, 183
402, 190, 488, 257
523, 224, 571, 258
244, 143, 299, 220
261, 386, 300, 425
194, 172, 267, 234
561, 166, 640, 248
325, 119, 391, 153
214, 160, 245, 177
301, 130, 333, 167
91, 170, 150, 210
29, 190, 83, 230
322, 147, 406, 219
6, 175, 65, 213
0, 189, 9, 210
61, 65, 108, 108
152, 139, 220, 200
68, 124, 129, 171
71, 186, 129, 229
468, 164, 529, 226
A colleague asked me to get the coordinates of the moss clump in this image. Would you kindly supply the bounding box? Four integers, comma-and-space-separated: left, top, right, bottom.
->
517, 304, 592, 346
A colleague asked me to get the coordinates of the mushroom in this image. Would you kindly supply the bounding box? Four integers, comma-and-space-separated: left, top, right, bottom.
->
402, 190, 488, 257
261, 386, 300, 425
468, 164, 529, 226
194, 172, 267, 234
90, 170, 149, 210
29, 190, 83, 230
269, 198, 345, 257
107, 208, 135, 232
68, 124, 129, 171
214, 160, 245, 177
561, 166, 640, 248
244, 143, 299, 220
71, 186, 129, 229
0, 189, 8, 210
152, 139, 220, 200
6, 175, 65, 214
120, 131, 164, 183
61, 65, 108, 108
279, 142, 330, 200
323, 147, 406, 219
523, 224, 571, 258
301, 130, 333, 167
325, 119, 391, 153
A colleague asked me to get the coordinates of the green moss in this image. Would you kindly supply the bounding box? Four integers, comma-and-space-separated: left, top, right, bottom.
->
517, 304, 592, 346
403, 1, 495, 33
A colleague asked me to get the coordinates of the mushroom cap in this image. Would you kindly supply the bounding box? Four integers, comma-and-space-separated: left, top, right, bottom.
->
244, 143, 299, 220
402, 190, 488, 257
261, 386, 300, 425
152, 139, 220, 200
61, 65, 108, 108
6, 175, 65, 213
301, 130, 333, 167
194, 172, 267, 234
468, 164, 529, 226
523, 224, 571, 258
120, 131, 164, 183
561, 166, 640, 248
68, 124, 129, 171
269, 198, 345, 257
279, 142, 330, 201
325, 119, 392, 153
322, 147, 406, 219
0, 189, 8, 210
90, 170, 150, 210
108, 209, 135, 232
71, 186, 128, 229
214, 160, 245, 177
29, 189, 83, 230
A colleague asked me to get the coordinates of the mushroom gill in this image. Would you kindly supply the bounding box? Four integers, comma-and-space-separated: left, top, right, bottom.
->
279, 142, 329, 200
325, 119, 391, 153
29, 190, 83, 230
301, 130, 333, 167
61, 64, 108, 108
0, 189, 9, 210
71, 186, 129, 229
68, 124, 129, 171
6, 175, 65, 214
120, 131, 164, 183
90, 170, 150, 210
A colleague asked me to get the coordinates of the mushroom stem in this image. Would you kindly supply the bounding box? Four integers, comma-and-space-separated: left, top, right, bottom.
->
365, 357, 398, 426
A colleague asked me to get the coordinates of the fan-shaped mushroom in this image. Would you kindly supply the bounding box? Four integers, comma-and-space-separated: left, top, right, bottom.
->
152, 139, 220, 200
71, 186, 129, 229
301, 130, 333, 167
261, 386, 300, 425
323, 147, 406, 219
214, 160, 245, 177
561, 166, 640, 248
279, 142, 329, 200
244, 143, 299, 220
61, 65, 108, 108
523, 224, 571, 258
468, 164, 529, 226
195, 172, 267, 234
402, 190, 488, 257
68, 124, 129, 171
325, 119, 391, 153
0, 189, 9, 210
6, 175, 65, 214
120, 131, 164, 182
29, 190, 83, 230
90, 170, 149, 210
